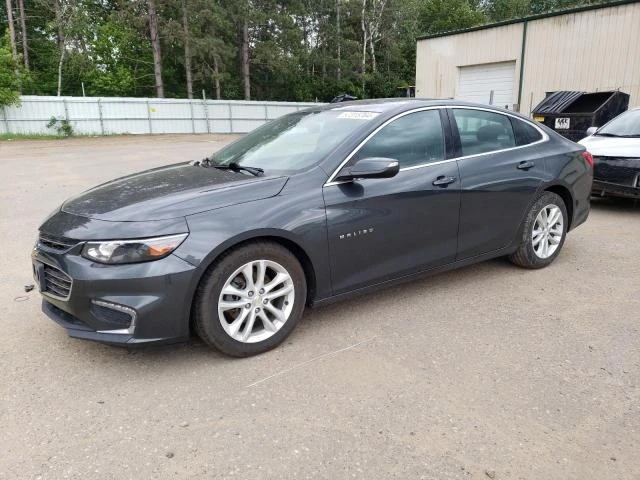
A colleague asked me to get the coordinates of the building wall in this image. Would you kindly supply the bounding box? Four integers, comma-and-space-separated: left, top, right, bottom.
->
521, 2, 640, 115
415, 2, 640, 116
416, 23, 523, 104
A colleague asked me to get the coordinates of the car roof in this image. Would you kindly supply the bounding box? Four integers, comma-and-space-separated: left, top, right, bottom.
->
313, 98, 522, 116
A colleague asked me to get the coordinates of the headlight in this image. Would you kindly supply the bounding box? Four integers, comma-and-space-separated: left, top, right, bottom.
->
81, 233, 188, 264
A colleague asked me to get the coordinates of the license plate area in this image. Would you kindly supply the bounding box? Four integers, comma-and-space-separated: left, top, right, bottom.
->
32, 260, 47, 292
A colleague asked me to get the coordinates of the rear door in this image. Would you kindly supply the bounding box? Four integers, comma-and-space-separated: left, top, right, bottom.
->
323, 108, 461, 294
450, 107, 548, 259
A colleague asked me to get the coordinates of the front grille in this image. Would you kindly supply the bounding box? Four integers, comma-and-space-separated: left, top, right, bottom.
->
41, 264, 72, 299
593, 157, 640, 187
38, 233, 79, 252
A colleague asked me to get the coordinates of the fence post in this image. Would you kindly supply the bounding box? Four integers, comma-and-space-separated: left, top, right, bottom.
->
188, 100, 196, 134
146, 99, 153, 134
62, 97, 70, 124
1, 106, 9, 134
228, 103, 233, 134
97, 98, 105, 135
202, 90, 210, 134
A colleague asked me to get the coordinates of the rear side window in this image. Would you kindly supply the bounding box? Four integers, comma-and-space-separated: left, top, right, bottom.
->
511, 117, 543, 146
354, 110, 445, 168
453, 109, 515, 156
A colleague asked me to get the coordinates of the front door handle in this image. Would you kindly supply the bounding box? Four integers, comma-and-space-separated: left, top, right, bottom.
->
432, 175, 457, 187
517, 161, 535, 170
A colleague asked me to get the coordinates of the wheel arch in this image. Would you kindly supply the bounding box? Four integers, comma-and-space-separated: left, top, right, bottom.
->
544, 184, 574, 230
186, 232, 318, 331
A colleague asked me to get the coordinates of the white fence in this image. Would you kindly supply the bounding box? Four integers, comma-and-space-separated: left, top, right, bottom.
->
0, 96, 322, 135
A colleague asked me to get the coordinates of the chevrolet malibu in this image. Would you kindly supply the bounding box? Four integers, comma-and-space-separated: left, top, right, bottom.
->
33, 99, 593, 357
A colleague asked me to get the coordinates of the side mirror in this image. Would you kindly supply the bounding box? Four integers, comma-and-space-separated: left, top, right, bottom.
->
586, 126, 598, 136
335, 157, 400, 182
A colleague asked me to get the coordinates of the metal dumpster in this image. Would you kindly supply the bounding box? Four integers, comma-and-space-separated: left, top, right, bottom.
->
531, 90, 629, 142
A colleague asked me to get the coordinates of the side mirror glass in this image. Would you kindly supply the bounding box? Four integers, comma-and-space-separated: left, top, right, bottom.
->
335, 157, 400, 182
586, 126, 598, 136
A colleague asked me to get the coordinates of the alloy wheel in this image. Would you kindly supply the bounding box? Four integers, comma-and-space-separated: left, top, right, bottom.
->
532, 204, 564, 259
218, 260, 295, 343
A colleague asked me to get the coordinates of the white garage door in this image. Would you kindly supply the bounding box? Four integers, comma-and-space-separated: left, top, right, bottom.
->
457, 61, 516, 109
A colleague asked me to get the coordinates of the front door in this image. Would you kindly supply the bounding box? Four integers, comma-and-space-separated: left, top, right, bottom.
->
323, 109, 461, 295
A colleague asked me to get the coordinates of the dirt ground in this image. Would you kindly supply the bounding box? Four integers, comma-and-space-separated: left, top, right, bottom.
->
1, 134, 639, 479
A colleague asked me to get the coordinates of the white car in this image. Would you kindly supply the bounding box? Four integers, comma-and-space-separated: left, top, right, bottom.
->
579, 108, 640, 198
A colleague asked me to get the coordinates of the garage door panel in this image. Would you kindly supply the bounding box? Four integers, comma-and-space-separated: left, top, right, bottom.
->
457, 62, 516, 108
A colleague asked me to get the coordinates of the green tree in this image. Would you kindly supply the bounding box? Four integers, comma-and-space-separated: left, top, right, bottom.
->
2, 0, 616, 102
486, 0, 531, 21
0, 33, 21, 107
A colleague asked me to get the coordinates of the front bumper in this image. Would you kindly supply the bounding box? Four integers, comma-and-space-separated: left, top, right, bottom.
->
592, 156, 640, 198
32, 244, 197, 346
592, 179, 640, 199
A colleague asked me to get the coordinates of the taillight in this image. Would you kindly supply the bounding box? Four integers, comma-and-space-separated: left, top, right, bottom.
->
581, 151, 594, 168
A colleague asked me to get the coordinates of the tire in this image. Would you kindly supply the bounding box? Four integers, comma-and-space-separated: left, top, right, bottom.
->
509, 191, 568, 269
194, 241, 307, 357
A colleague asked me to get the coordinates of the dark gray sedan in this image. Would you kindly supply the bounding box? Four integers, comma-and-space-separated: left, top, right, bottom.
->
33, 99, 593, 357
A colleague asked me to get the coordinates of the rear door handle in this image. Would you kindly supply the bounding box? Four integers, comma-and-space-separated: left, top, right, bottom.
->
432, 175, 457, 187
517, 161, 535, 170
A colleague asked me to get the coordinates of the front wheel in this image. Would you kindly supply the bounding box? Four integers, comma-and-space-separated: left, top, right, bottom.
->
194, 242, 307, 357
509, 191, 568, 269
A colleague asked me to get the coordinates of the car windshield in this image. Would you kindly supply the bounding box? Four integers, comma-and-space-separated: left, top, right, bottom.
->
597, 109, 640, 137
209, 109, 379, 174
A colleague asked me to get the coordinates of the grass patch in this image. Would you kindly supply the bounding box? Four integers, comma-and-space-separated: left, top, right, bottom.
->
0, 133, 66, 141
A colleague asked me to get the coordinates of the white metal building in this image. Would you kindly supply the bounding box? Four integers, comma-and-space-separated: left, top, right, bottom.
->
415, 0, 640, 115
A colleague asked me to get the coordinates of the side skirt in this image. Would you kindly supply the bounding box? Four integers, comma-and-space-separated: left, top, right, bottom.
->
310, 244, 517, 308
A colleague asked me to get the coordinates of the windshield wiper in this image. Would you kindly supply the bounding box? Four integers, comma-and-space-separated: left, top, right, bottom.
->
190, 158, 264, 177
214, 162, 264, 177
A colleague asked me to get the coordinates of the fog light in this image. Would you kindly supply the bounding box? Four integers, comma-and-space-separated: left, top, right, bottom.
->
92, 300, 137, 335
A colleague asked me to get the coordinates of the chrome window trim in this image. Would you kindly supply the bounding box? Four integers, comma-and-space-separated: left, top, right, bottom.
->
399, 158, 458, 171
323, 105, 550, 187
324, 106, 445, 187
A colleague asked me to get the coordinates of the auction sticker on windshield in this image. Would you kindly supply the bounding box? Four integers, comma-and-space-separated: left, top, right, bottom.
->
337, 112, 380, 120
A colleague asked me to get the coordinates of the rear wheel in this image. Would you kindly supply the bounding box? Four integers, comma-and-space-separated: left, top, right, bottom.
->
509, 191, 568, 269
194, 242, 306, 357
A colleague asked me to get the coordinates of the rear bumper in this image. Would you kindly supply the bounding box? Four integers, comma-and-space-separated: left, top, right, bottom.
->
592, 180, 640, 198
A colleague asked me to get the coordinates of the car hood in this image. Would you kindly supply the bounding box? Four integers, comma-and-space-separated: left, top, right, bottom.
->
578, 135, 640, 157
61, 163, 289, 221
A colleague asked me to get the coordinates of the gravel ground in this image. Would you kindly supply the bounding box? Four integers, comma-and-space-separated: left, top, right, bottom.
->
1, 135, 639, 480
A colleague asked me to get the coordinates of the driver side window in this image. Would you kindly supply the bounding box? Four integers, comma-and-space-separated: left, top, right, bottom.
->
353, 110, 445, 169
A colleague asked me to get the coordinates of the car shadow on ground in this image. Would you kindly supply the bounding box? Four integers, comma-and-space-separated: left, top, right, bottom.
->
83, 197, 636, 365
590, 196, 640, 213
69, 256, 519, 366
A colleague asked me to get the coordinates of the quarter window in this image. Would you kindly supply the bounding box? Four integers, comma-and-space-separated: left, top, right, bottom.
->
353, 110, 445, 168
453, 109, 516, 156
511, 117, 543, 146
